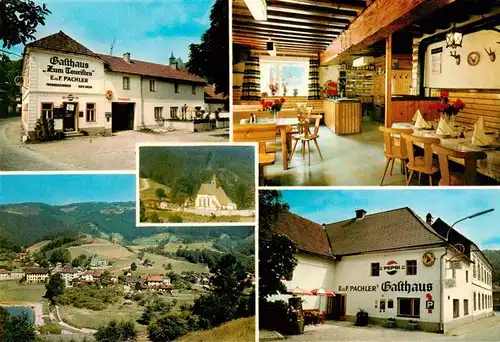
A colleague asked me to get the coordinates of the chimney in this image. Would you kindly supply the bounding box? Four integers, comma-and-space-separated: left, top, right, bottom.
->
426, 213, 433, 225
123, 52, 131, 63
355, 209, 367, 220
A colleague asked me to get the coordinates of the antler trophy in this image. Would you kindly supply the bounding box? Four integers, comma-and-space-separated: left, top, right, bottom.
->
485, 47, 496, 62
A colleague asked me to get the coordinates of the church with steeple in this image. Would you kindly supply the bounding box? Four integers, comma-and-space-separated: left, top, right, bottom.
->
193, 174, 237, 210
169, 51, 186, 70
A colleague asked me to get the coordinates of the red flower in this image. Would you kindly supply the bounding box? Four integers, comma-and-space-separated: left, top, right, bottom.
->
437, 104, 448, 111
429, 103, 437, 110
440, 90, 449, 98
454, 98, 465, 110
274, 99, 280, 105
266, 101, 273, 107
280, 97, 286, 103
260, 99, 265, 105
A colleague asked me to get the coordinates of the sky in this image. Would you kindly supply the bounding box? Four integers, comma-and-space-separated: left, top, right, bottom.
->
6, 0, 214, 63
280, 189, 500, 250
0, 174, 135, 205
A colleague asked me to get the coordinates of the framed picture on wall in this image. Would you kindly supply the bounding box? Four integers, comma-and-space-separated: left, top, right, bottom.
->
431, 47, 443, 74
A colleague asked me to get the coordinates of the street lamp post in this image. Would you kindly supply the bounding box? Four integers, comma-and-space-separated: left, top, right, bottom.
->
445, 208, 495, 241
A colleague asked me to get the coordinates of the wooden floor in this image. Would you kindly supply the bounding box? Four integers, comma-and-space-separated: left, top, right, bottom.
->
262, 120, 407, 186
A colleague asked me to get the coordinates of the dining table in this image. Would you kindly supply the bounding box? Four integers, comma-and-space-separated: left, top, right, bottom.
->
392, 122, 500, 182
242, 117, 298, 170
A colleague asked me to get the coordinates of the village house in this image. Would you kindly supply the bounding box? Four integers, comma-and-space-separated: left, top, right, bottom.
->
0, 269, 10, 280
269, 207, 494, 333
9, 269, 26, 280
493, 284, 500, 311
193, 174, 237, 210
20, 31, 206, 139
53, 267, 80, 287
141, 275, 173, 293
89, 255, 107, 268
81, 270, 102, 283
24, 268, 50, 283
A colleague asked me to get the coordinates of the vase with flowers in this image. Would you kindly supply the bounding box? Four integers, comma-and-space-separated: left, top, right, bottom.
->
269, 82, 279, 96
260, 97, 286, 121
429, 90, 465, 123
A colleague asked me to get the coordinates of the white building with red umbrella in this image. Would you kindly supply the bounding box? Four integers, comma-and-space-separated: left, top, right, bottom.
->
268, 207, 494, 333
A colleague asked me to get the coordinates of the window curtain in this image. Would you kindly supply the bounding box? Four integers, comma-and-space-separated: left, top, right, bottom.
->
241, 56, 261, 101
308, 58, 320, 100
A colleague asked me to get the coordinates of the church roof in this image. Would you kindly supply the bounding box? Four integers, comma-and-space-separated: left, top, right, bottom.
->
197, 183, 232, 206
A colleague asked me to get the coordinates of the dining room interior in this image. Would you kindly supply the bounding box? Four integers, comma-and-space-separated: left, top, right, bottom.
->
232, 0, 500, 186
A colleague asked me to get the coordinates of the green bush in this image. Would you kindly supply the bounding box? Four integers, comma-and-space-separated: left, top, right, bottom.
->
34, 117, 58, 142
56, 285, 122, 311
38, 322, 62, 335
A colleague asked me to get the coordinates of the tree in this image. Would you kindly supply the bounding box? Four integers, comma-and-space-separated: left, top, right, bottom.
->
45, 273, 65, 303
94, 320, 137, 342
186, 0, 228, 95
0, 308, 37, 342
155, 188, 166, 200
147, 313, 188, 342
130, 262, 137, 271
0, 0, 51, 49
259, 191, 298, 300
138, 251, 145, 260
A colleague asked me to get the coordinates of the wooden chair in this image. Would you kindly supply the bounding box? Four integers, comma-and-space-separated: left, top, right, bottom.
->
233, 124, 277, 185
401, 133, 440, 186
378, 126, 414, 186
431, 144, 487, 185
290, 114, 323, 166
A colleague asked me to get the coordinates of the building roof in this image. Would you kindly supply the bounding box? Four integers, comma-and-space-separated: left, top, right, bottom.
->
24, 268, 49, 274
273, 211, 332, 258
26, 31, 206, 84
26, 31, 98, 58
324, 207, 446, 256
97, 53, 206, 84
146, 275, 165, 282
11, 269, 24, 273
197, 180, 233, 206
59, 267, 78, 274
86, 270, 102, 277
0, 269, 9, 274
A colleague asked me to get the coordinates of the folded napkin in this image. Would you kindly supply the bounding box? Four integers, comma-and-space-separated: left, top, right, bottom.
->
472, 118, 492, 146
412, 109, 422, 122
414, 111, 430, 129
436, 118, 456, 135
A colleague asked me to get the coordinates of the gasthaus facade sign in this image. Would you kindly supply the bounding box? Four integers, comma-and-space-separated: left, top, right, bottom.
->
20, 31, 206, 140
269, 208, 494, 334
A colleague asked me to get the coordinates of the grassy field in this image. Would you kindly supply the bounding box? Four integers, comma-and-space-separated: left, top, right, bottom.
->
0, 280, 46, 303
140, 178, 170, 201
145, 208, 255, 223
132, 234, 216, 252
26, 240, 51, 253
179, 317, 256, 342
69, 241, 207, 275
59, 302, 146, 332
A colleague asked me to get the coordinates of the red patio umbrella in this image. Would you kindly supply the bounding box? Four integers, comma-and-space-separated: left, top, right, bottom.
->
287, 286, 313, 295
311, 288, 335, 296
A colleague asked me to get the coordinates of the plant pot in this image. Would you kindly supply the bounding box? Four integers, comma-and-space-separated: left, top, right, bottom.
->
355, 312, 368, 326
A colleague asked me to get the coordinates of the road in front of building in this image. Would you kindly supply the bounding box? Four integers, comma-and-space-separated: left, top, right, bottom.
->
0, 117, 229, 171
260, 314, 500, 341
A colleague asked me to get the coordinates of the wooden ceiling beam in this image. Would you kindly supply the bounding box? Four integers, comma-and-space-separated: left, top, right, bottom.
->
233, 15, 344, 32
232, 23, 338, 38
272, 0, 367, 13
232, 28, 332, 42
248, 49, 318, 57
232, 32, 331, 45
266, 3, 357, 21
233, 39, 323, 51
233, 38, 327, 49
266, 14, 348, 29
320, 0, 457, 65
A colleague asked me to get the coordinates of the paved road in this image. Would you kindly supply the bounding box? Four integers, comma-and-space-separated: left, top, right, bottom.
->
0, 116, 229, 171
261, 314, 500, 341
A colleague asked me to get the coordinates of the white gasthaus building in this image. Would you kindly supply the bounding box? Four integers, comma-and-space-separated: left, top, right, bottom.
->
270, 207, 494, 333
20, 31, 206, 139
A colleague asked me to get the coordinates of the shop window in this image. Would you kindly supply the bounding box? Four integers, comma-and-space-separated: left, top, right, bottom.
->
170, 107, 178, 119
474, 292, 476, 311
192, 85, 196, 94
86, 103, 96, 122
41, 103, 54, 119
154, 107, 163, 120
397, 298, 420, 318
464, 299, 469, 316
466, 270, 468, 283
453, 299, 459, 318
150, 80, 156, 92
371, 262, 380, 276
123, 76, 130, 90
174, 83, 179, 93
388, 299, 394, 309
406, 260, 417, 275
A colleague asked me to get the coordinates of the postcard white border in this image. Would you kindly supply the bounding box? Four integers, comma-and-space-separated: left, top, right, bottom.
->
135, 141, 259, 227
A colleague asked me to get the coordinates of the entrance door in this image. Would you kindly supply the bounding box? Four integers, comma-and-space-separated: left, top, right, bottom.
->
63, 102, 77, 131
111, 103, 135, 131
330, 294, 347, 321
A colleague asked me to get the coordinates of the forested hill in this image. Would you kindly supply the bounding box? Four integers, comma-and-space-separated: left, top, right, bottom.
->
139, 146, 255, 209
483, 249, 500, 284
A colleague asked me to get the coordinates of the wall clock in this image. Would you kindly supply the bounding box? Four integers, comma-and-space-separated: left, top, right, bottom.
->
422, 251, 436, 267
467, 52, 480, 66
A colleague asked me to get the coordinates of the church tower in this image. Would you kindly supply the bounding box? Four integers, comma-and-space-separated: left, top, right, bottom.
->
169, 51, 176, 66
211, 174, 218, 188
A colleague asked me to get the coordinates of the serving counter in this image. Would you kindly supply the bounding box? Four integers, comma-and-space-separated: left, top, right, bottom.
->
324, 98, 362, 135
